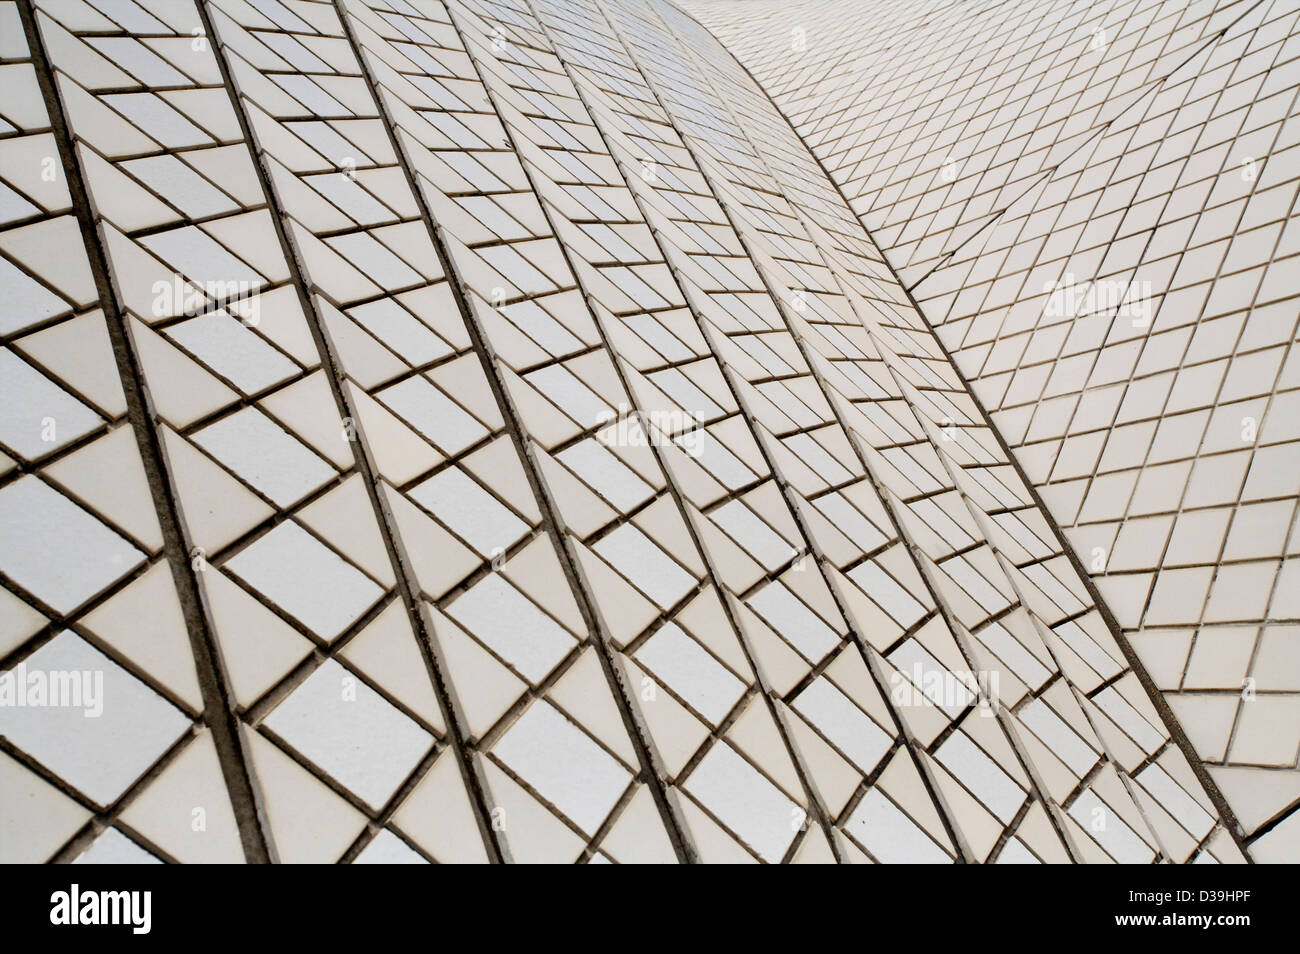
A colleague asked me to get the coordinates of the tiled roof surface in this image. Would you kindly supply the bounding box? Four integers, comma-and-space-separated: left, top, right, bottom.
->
1, 0, 1289, 862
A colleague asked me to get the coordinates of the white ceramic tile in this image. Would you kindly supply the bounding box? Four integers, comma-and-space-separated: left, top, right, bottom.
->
225, 522, 383, 642
264, 659, 433, 810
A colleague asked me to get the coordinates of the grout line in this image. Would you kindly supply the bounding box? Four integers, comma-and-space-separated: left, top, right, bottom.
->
717, 45, 1255, 859
15, 0, 275, 864
331, 0, 698, 863
508, 0, 849, 861
193, 0, 509, 864
685, 0, 1258, 860
645, 0, 1094, 862
594, 0, 979, 862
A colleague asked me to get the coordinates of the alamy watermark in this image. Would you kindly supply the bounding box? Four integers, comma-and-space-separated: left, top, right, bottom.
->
50, 885, 151, 934
0, 663, 103, 718
151, 275, 262, 326
1043, 273, 1153, 327
889, 662, 1000, 716
594, 401, 708, 458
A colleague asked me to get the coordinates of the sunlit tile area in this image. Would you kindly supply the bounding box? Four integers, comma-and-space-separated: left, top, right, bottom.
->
0, 0, 1289, 863
690, 0, 1300, 862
